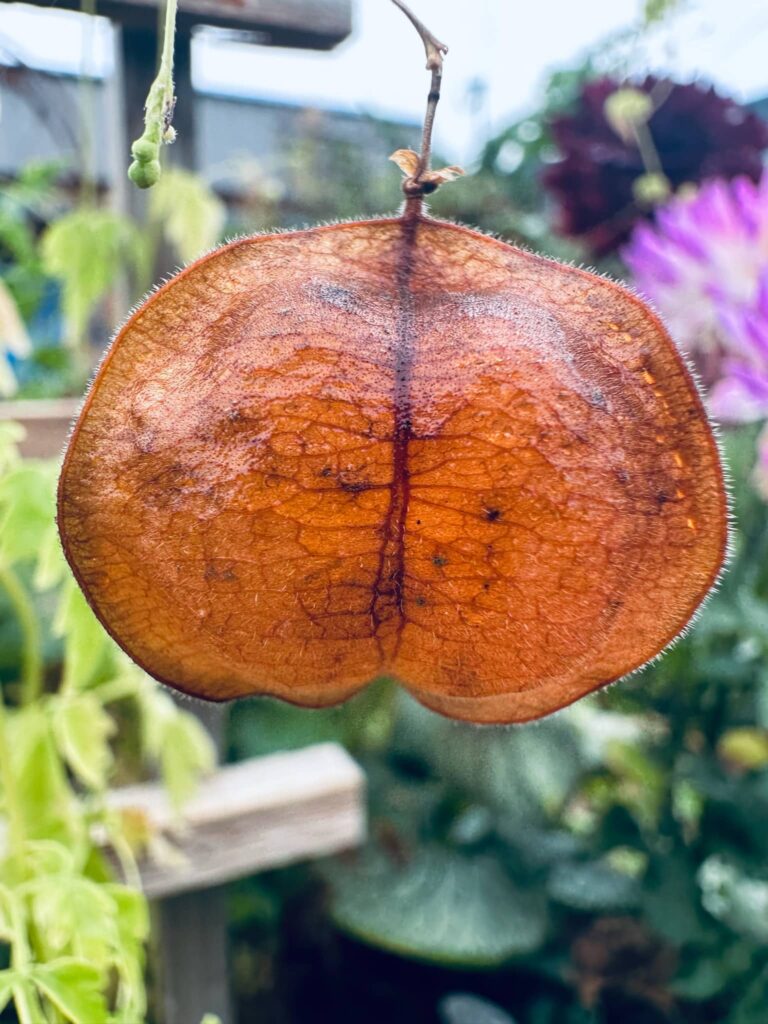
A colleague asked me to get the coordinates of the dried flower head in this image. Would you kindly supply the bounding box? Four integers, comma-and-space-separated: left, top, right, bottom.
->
543, 76, 768, 257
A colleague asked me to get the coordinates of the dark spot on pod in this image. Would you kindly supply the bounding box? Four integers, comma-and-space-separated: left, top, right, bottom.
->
484, 507, 502, 522
320, 466, 332, 477
339, 477, 372, 494
432, 554, 448, 567
414, 595, 427, 607
616, 468, 630, 485
204, 564, 237, 582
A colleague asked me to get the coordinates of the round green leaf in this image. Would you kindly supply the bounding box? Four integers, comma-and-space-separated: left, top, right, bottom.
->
329, 846, 547, 966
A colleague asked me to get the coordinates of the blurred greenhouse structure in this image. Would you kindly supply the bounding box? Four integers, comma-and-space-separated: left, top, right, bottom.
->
3, 1, 768, 1023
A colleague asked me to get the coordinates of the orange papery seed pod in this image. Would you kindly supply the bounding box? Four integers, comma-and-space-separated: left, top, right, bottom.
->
57, 210, 727, 723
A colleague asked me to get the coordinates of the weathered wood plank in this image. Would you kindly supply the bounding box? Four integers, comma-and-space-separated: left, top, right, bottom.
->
7, 0, 353, 50
109, 742, 366, 899
0, 398, 80, 460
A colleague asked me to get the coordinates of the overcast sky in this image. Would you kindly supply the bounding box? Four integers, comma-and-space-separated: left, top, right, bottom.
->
2, 0, 767, 161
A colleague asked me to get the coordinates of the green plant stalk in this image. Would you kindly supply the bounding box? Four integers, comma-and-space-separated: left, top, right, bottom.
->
5, 891, 49, 1024
0, 685, 25, 854
0, 564, 43, 704
128, 0, 179, 188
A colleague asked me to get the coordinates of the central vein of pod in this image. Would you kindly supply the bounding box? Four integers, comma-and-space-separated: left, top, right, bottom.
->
370, 213, 420, 649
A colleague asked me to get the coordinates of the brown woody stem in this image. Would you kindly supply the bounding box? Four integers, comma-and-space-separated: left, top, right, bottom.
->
390, 0, 448, 205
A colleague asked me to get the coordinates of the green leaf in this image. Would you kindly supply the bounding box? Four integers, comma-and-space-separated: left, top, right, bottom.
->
328, 845, 547, 966
698, 856, 768, 942
439, 994, 518, 1024
642, 855, 705, 946
149, 168, 226, 264
53, 694, 115, 790
11, 976, 45, 1024
32, 958, 108, 1024
30, 876, 117, 963
0, 886, 16, 941
643, 0, 682, 24
41, 208, 148, 348
0, 970, 15, 1016
393, 694, 583, 822
34, 520, 67, 591
0, 462, 57, 565
159, 710, 216, 811
547, 860, 641, 912
54, 579, 110, 691
0, 420, 24, 474
9, 840, 74, 884
11, 706, 77, 844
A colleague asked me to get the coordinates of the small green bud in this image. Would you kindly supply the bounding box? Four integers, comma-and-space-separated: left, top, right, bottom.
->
128, 158, 161, 189
131, 137, 158, 163
633, 171, 672, 207
604, 88, 654, 142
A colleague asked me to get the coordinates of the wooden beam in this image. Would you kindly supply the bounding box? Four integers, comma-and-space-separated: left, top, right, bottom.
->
5, 0, 353, 51
109, 742, 366, 899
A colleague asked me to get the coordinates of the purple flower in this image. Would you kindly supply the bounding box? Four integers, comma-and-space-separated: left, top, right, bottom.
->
623, 173, 768, 496
623, 174, 768, 400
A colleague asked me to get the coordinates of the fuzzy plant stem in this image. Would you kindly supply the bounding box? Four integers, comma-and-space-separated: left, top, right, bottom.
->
0, 564, 43, 705
128, 0, 178, 188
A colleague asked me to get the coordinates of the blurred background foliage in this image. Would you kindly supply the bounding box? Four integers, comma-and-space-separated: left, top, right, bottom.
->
2, 0, 768, 1021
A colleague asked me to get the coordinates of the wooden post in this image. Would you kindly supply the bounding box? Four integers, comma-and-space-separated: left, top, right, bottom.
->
153, 888, 232, 1024
109, 743, 366, 1023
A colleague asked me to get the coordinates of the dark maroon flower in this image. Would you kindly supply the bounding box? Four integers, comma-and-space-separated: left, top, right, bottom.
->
542, 76, 768, 257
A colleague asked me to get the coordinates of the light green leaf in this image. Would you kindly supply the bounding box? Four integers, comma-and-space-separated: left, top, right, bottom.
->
149, 168, 226, 264
34, 520, 67, 591
106, 885, 150, 946
53, 694, 115, 790
0, 886, 15, 941
0, 420, 24, 474
11, 976, 44, 1024
642, 0, 682, 24
54, 579, 109, 691
12, 840, 74, 882
41, 208, 148, 348
11, 706, 77, 844
30, 876, 117, 963
159, 710, 216, 811
0, 462, 57, 565
32, 958, 108, 1024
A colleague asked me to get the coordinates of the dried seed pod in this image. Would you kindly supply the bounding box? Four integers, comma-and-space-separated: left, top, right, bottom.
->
57, 212, 727, 723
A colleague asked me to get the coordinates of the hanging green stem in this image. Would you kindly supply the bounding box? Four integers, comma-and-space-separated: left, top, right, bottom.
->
0, 564, 42, 705
128, 0, 179, 188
